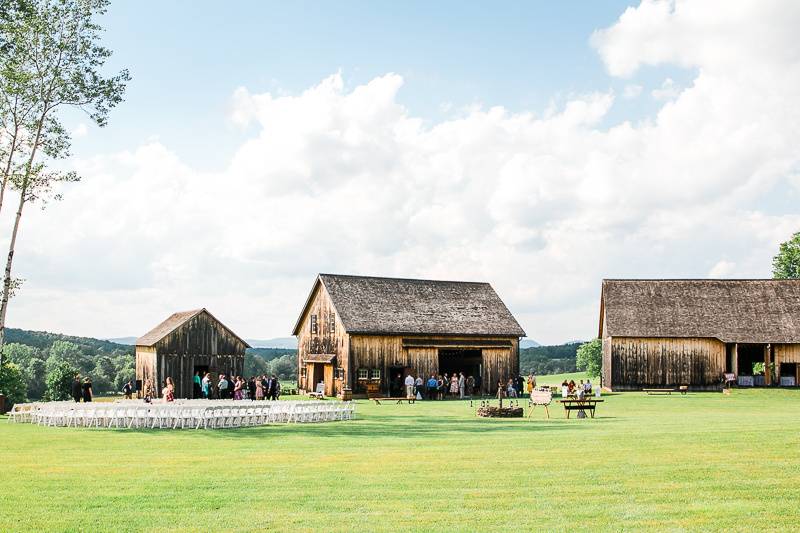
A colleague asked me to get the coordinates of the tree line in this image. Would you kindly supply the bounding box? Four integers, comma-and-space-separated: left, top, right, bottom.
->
0, 327, 301, 406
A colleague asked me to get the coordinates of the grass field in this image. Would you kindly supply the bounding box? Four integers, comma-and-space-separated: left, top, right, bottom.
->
2, 389, 799, 532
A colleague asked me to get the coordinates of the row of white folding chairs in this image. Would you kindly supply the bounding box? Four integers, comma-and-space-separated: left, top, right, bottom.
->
25, 401, 354, 429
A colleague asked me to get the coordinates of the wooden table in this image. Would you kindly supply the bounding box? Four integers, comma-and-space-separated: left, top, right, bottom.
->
559, 398, 603, 418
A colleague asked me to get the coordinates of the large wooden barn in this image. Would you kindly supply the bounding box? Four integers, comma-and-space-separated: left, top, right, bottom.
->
292, 274, 526, 397
135, 308, 249, 398
600, 279, 800, 390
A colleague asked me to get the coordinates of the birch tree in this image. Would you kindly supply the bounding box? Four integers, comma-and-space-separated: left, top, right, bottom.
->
0, 0, 129, 365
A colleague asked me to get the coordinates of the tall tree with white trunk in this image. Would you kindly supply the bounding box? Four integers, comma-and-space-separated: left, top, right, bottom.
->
0, 0, 129, 366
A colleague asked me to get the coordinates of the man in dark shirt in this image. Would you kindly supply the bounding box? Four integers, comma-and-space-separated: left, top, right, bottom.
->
71, 374, 82, 402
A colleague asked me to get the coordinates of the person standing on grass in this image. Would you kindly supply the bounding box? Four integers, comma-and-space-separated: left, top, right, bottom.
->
234, 376, 244, 400
466, 375, 475, 397
256, 376, 264, 400
82, 377, 93, 402
71, 374, 82, 403
201, 373, 211, 399
427, 375, 438, 400
404, 373, 415, 399
193, 371, 202, 399
217, 374, 228, 399
122, 380, 133, 400
415, 374, 423, 397
268, 374, 279, 401
248, 377, 256, 400
458, 372, 465, 399
164, 377, 175, 402
449, 374, 459, 398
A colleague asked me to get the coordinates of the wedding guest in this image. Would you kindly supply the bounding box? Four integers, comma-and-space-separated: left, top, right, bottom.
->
193, 371, 202, 399
426, 375, 438, 400
82, 376, 93, 402
71, 374, 82, 403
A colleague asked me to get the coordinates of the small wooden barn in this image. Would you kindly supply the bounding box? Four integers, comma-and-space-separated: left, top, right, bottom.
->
600, 279, 800, 390
292, 274, 526, 397
135, 308, 249, 398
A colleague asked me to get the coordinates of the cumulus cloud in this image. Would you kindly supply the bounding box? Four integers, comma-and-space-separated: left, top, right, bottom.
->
651, 78, 680, 101
7, 0, 800, 343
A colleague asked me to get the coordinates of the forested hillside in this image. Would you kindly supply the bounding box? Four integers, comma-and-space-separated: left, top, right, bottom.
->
519, 342, 582, 375
2, 328, 135, 400
1, 328, 300, 401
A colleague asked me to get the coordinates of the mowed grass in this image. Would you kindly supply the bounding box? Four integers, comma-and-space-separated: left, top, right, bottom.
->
2, 390, 799, 532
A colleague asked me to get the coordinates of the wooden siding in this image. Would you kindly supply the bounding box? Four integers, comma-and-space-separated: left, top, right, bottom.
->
349, 334, 518, 394
149, 310, 248, 355
296, 283, 349, 395
775, 344, 800, 364
610, 337, 725, 390
135, 310, 247, 399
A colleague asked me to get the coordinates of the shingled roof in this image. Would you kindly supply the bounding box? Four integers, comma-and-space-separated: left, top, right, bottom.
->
137, 308, 250, 348
601, 279, 800, 343
294, 274, 525, 337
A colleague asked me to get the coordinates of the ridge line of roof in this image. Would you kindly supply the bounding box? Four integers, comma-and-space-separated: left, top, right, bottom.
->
319, 273, 490, 285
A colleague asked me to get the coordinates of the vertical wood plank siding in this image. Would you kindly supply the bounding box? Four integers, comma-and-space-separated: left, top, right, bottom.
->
296, 285, 349, 394
348, 335, 518, 394
610, 337, 725, 390
136, 311, 247, 399
774, 344, 800, 382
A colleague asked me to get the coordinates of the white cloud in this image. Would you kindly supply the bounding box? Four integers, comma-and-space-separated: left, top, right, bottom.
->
6, 0, 800, 344
651, 78, 680, 101
708, 260, 736, 278
623, 84, 643, 99
71, 123, 89, 138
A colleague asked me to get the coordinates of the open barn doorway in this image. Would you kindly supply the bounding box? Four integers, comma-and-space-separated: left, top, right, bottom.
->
438, 349, 482, 384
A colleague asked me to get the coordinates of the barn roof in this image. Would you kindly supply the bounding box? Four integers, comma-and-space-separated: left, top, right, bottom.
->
601, 279, 800, 343
136, 308, 251, 348
293, 274, 525, 337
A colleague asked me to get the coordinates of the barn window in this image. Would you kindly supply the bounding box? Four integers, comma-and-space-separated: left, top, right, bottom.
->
310, 314, 317, 334
334, 367, 344, 380
329, 313, 336, 334
358, 368, 368, 380
371, 368, 381, 380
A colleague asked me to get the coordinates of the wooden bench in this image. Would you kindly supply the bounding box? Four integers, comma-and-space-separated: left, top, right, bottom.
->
370, 397, 415, 405
643, 388, 675, 395
559, 399, 603, 418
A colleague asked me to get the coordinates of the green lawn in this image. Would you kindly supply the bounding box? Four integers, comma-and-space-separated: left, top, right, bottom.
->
2, 390, 799, 532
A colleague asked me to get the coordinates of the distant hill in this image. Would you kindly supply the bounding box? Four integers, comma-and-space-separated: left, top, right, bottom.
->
246, 337, 296, 349
105, 336, 137, 345
8, 328, 133, 354
520, 338, 540, 348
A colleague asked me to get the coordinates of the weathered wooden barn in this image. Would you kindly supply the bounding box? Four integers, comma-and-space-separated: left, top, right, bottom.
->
292, 274, 526, 397
600, 279, 800, 390
135, 308, 249, 398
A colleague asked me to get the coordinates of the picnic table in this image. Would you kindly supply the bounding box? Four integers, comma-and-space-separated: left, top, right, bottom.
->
559, 398, 603, 419
370, 397, 415, 405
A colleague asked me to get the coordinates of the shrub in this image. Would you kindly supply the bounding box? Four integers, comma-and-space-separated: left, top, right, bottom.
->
0, 362, 28, 408
576, 339, 602, 379
45, 360, 78, 401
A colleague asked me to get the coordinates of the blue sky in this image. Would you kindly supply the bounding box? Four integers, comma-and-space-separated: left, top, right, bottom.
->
84, 1, 673, 167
